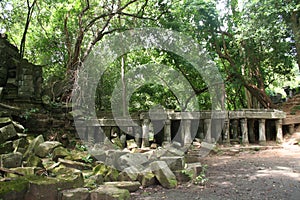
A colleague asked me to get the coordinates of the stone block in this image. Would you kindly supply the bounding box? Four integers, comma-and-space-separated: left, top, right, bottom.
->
117, 153, 148, 170
186, 162, 203, 179
23, 134, 44, 160
0, 152, 22, 168
24, 172, 84, 200
85, 174, 104, 187
58, 158, 92, 170
137, 168, 157, 187
6, 167, 39, 178
59, 188, 90, 200
35, 141, 62, 158
160, 156, 185, 171
119, 165, 144, 181
52, 146, 70, 162
105, 150, 128, 168
150, 161, 177, 189
0, 117, 12, 127
90, 185, 130, 200
24, 155, 43, 168
12, 121, 25, 133
0, 123, 17, 143
0, 140, 14, 154
13, 138, 29, 154
0, 177, 28, 200
104, 181, 141, 192
173, 170, 191, 184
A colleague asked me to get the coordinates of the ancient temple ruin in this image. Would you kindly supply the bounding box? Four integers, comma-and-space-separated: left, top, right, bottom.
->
75, 109, 286, 147
0, 34, 42, 103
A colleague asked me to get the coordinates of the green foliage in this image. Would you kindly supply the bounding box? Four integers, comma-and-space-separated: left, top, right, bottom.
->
193, 164, 209, 186
75, 143, 87, 151
82, 154, 93, 163
1, 0, 300, 109
21, 108, 40, 120
181, 164, 209, 186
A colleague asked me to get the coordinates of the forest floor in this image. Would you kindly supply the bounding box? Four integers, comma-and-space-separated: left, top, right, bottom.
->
131, 136, 300, 200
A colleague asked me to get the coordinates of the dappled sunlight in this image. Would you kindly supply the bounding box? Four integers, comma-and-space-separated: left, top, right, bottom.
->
254, 166, 300, 180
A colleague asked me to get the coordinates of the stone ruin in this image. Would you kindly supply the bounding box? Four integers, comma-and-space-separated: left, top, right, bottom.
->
0, 34, 42, 103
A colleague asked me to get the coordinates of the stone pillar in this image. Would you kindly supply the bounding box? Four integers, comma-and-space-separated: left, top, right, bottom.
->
248, 120, 255, 143
197, 119, 205, 140
142, 119, 150, 148
232, 119, 239, 142
204, 119, 212, 143
134, 127, 142, 148
276, 119, 283, 143
259, 119, 266, 145
288, 124, 295, 134
163, 119, 171, 144
184, 119, 192, 146
241, 118, 249, 145
223, 119, 230, 144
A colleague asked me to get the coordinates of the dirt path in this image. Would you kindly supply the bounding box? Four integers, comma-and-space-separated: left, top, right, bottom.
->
132, 144, 300, 200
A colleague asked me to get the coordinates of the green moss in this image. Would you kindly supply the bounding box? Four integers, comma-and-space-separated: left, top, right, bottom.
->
0, 177, 29, 196
93, 163, 108, 175
169, 179, 178, 188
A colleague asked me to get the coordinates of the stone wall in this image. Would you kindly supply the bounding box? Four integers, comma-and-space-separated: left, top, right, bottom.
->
0, 34, 42, 102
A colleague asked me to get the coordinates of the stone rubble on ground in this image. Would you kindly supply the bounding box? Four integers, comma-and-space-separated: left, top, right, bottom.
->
0, 115, 197, 200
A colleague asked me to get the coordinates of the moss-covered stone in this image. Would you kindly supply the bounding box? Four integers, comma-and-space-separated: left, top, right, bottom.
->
52, 146, 70, 162
0, 177, 28, 199
0, 117, 12, 127
91, 185, 130, 200
0, 140, 14, 154
23, 135, 44, 160
0, 124, 17, 144
24, 155, 43, 168
0, 152, 23, 168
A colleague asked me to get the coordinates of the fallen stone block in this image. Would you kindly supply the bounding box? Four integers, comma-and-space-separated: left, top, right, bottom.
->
85, 174, 104, 187
0, 117, 12, 128
0, 140, 14, 154
0, 152, 22, 168
24, 155, 43, 168
119, 165, 144, 181
173, 170, 192, 184
150, 161, 177, 189
52, 146, 70, 162
160, 156, 185, 171
105, 150, 128, 168
6, 167, 40, 178
104, 181, 141, 192
0, 177, 28, 200
0, 124, 17, 144
23, 135, 44, 160
13, 138, 29, 154
35, 141, 62, 158
24, 172, 84, 200
12, 121, 25, 133
90, 185, 130, 200
58, 158, 92, 170
186, 162, 203, 179
59, 188, 90, 200
137, 168, 157, 187
117, 153, 148, 170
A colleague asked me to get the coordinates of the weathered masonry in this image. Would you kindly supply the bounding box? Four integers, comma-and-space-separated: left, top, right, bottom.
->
0, 34, 42, 103
76, 109, 286, 147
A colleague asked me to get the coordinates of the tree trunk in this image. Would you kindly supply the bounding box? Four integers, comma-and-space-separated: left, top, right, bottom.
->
290, 11, 300, 71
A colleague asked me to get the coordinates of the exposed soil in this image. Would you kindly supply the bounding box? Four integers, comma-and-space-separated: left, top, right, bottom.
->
132, 140, 300, 200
